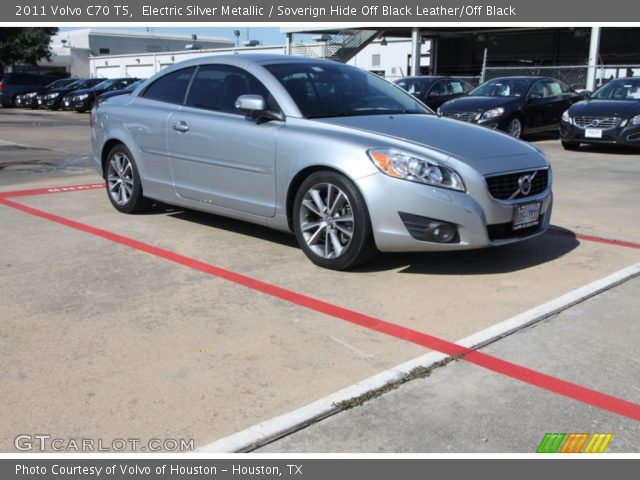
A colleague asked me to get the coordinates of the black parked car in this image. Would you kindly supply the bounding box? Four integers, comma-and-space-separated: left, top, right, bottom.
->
0, 72, 58, 107
394, 76, 473, 110
560, 77, 640, 150
39, 78, 103, 110
438, 76, 582, 138
63, 77, 140, 113
96, 79, 146, 104
15, 78, 76, 109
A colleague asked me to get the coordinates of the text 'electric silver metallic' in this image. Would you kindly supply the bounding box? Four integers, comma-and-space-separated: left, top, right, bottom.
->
91, 54, 553, 270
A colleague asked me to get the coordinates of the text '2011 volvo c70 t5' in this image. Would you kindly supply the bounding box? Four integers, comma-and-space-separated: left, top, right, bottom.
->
92, 55, 553, 270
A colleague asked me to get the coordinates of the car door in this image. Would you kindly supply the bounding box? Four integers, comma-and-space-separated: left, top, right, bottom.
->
424, 80, 450, 110
543, 79, 572, 127
128, 66, 196, 190
168, 64, 283, 217
523, 80, 554, 132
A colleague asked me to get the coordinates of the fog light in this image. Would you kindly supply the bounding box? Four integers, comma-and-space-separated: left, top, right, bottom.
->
399, 212, 460, 243
432, 224, 457, 243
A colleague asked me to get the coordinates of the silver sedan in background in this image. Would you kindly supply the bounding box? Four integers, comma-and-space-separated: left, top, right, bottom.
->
91, 54, 552, 270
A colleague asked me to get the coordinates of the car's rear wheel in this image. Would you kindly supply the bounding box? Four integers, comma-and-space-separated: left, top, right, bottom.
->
561, 140, 580, 150
105, 144, 151, 213
293, 171, 376, 270
506, 116, 523, 138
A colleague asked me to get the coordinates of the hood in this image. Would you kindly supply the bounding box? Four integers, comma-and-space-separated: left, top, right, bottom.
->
439, 95, 521, 112
316, 114, 545, 174
569, 99, 640, 117
70, 87, 99, 96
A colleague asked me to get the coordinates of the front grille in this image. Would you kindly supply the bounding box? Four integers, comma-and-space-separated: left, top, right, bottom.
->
487, 215, 545, 241
574, 116, 620, 129
442, 111, 477, 122
485, 169, 549, 201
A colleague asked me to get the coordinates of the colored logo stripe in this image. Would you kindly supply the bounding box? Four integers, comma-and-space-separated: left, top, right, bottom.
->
536, 433, 565, 453
584, 433, 613, 453
537, 433, 613, 453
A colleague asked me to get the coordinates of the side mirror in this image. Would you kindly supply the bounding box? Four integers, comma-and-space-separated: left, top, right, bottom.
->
235, 94, 284, 123
235, 94, 266, 114
579, 91, 592, 99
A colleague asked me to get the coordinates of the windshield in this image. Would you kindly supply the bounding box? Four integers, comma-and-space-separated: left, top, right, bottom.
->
470, 78, 533, 97
94, 79, 118, 90
591, 78, 640, 100
265, 62, 428, 118
45, 79, 72, 89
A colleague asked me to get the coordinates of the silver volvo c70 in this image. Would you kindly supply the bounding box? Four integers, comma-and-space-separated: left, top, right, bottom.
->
91, 54, 553, 270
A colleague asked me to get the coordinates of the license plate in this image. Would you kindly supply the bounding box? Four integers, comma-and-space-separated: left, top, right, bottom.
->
513, 202, 541, 230
585, 128, 603, 138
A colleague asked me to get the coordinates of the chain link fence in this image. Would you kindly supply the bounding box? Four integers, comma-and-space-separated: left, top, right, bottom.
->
482, 65, 640, 91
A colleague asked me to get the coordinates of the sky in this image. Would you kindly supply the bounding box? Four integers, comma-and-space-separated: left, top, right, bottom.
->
59, 27, 313, 46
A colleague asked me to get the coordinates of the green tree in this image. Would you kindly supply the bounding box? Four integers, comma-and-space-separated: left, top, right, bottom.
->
0, 28, 58, 71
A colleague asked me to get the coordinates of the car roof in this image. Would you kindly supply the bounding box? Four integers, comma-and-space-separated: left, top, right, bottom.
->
396, 76, 454, 81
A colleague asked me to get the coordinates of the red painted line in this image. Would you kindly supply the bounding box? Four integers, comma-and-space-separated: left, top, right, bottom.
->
0, 183, 105, 199
2, 196, 640, 422
548, 226, 640, 251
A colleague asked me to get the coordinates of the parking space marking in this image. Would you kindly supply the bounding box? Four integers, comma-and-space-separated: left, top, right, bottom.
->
0, 182, 105, 199
2, 194, 640, 428
3, 184, 640, 251
549, 227, 640, 251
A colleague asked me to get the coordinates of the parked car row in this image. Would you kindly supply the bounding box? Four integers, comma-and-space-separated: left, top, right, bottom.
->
395, 74, 640, 150
2, 75, 141, 112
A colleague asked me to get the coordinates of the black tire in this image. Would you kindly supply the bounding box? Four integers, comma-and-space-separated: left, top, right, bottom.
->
105, 144, 151, 214
293, 171, 377, 270
561, 140, 580, 151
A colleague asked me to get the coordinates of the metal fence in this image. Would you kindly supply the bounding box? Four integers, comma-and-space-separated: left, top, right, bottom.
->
482, 65, 640, 90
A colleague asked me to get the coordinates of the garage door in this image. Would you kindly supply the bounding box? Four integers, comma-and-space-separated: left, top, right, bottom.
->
125, 64, 155, 79
94, 66, 122, 78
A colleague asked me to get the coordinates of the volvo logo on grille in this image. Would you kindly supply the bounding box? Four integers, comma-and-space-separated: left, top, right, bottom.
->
591, 119, 600, 127
518, 174, 534, 196
455, 113, 462, 119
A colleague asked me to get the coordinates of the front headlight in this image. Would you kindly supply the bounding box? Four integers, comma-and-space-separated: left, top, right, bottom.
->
629, 114, 640, 126
481, 107, 504, 120
561, 109, 571, 123
76, 93, 89, 100
47, 93, 59, 99
25, 92, 38, 98
367, 148, 465, 191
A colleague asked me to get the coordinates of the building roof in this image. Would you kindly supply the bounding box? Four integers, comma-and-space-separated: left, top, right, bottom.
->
54, 28, 233, 45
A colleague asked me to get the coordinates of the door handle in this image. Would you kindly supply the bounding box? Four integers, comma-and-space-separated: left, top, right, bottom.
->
172, 121, 189, 133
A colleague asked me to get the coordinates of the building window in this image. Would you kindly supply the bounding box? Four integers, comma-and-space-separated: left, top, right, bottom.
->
371, 54, 381, 67
99, 48, 110, 55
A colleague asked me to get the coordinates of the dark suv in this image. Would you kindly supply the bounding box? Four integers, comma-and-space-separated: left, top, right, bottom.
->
0, 73, 57, 107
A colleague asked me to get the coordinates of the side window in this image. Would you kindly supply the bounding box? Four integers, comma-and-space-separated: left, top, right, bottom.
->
546, 81, 563, 97
559, 81, 572, 94
529, 81, 547, 99
142, 67, 196, 105
185, 64, 279, 115
429, 80, 448, 96
448, 80, 466, 94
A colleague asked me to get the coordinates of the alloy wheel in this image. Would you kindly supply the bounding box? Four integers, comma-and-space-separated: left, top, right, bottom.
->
107, 152, 135, 206
298, 183, 355, 259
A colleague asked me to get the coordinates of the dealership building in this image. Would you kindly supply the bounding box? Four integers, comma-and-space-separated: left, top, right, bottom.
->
38, 28, 235, 77
75, 27, 640, 90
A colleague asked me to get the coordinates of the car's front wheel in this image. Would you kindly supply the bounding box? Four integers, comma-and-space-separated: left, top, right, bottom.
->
105, 144, 151, 213
506, 116, 523, 138
293, 171, 376, 270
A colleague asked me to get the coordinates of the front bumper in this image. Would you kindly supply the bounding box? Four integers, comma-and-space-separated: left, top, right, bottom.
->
358, 172, 553, 252
560, 119, 640, 147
